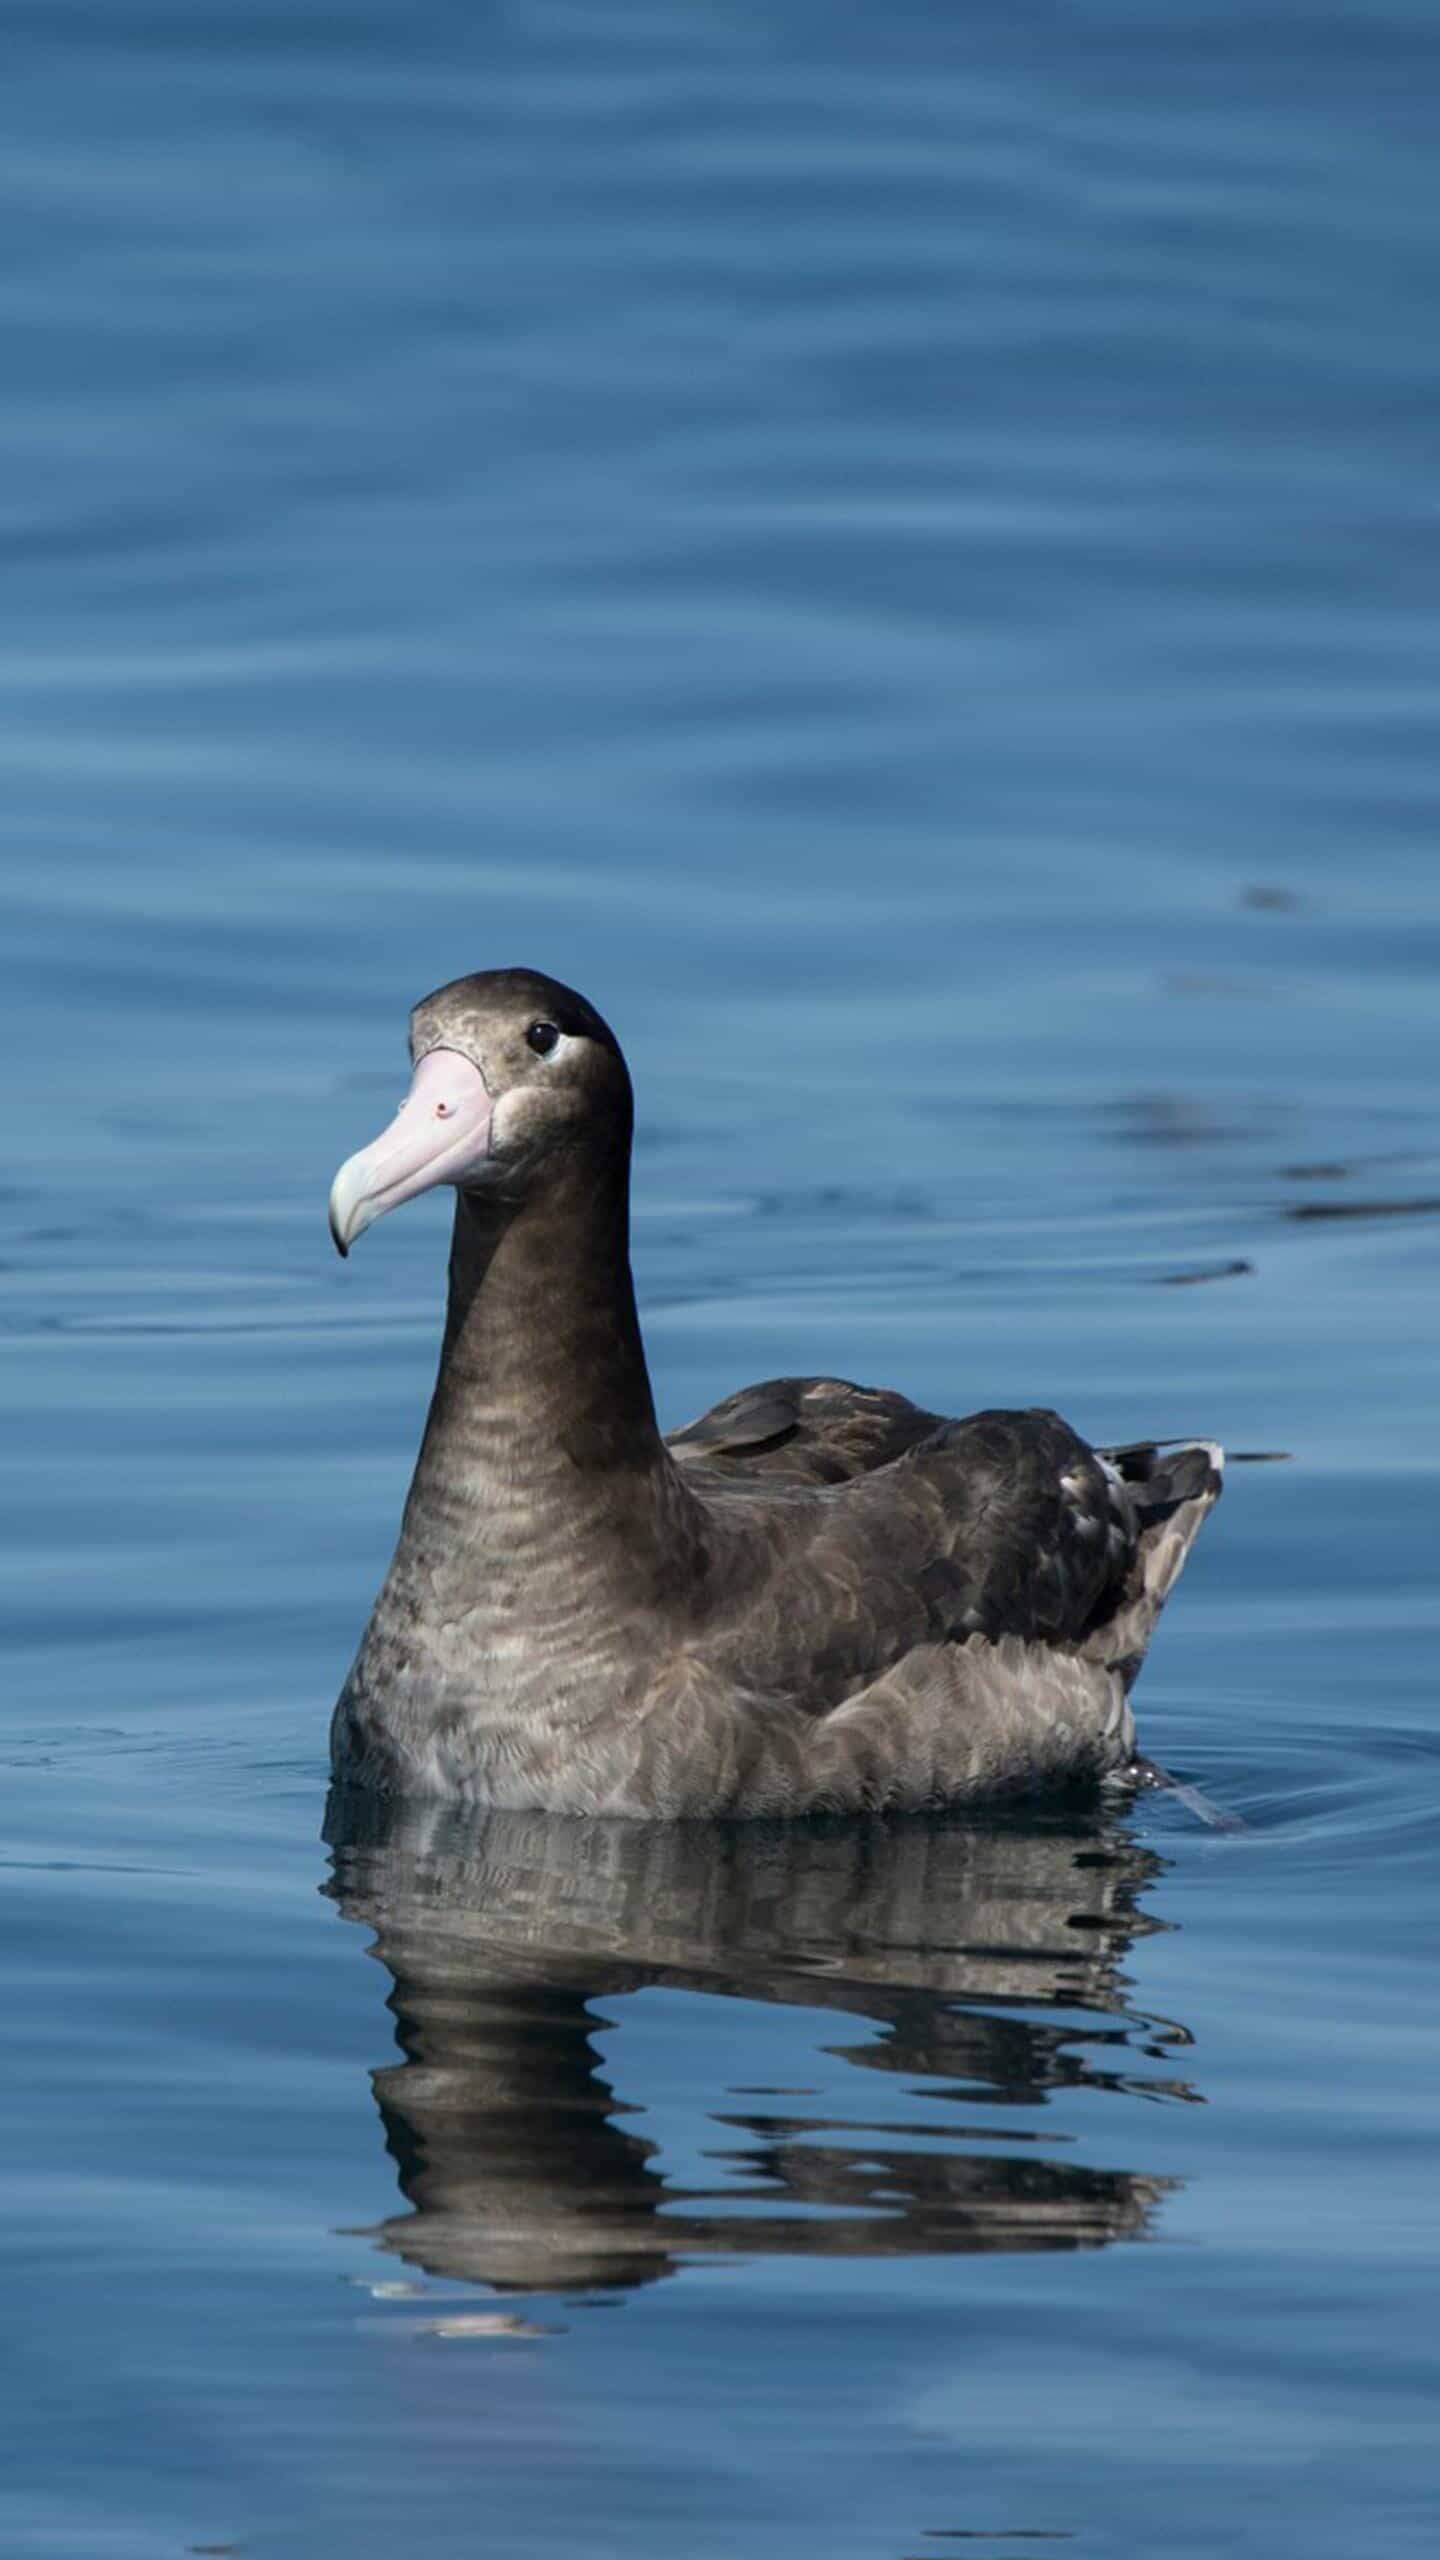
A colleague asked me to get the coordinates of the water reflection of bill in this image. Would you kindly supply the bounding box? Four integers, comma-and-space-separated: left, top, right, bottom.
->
324, 1793, 1195, 2296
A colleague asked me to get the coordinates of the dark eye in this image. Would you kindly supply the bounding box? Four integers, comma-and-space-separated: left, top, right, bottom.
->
525, 1020, 560, 1057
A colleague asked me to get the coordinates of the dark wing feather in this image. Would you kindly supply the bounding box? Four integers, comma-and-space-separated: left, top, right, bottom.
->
667, 1374, 947, 1488
893, 1409, 1138, 1647
676, 1388, 1222, 1716
691, 1406, 1144, 1712
894, 1417, 1222, 1661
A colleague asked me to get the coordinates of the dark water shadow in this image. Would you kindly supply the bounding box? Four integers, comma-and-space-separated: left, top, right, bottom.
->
323, 1794, 1194, 2296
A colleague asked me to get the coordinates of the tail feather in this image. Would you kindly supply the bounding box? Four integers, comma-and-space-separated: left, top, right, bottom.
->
1085, 1438, 1224, 1684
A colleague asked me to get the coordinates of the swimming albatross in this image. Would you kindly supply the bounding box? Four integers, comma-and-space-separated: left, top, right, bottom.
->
327, 969, 1222, 1816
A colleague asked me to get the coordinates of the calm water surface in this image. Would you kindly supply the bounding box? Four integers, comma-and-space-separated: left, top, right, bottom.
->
4, 2, 1439, 2554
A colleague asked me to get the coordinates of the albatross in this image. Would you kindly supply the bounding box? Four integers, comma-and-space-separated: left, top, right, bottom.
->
327, 969, 1223, 1816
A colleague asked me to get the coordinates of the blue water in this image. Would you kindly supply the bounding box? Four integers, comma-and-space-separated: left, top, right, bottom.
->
4, 1, 1440, 2552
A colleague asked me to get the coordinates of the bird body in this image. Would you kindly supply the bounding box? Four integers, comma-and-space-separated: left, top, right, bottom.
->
328, 970, 1222, 1817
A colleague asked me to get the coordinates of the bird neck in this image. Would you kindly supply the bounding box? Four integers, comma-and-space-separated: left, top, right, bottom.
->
403, 1152, 676, 1538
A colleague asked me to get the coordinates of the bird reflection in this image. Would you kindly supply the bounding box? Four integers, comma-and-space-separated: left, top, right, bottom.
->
323, 1792, 1195, 2295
